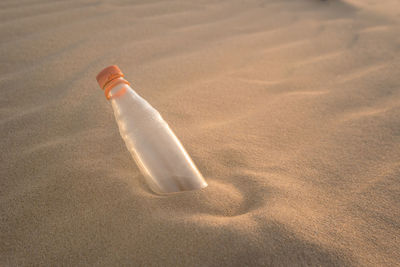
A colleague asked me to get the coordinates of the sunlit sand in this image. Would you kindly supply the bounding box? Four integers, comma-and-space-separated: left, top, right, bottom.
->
1, 0, 399, 266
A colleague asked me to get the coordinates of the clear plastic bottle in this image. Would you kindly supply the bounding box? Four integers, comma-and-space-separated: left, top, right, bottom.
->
96, 65, 207, 194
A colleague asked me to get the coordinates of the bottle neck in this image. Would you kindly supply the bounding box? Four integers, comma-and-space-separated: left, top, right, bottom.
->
103, 77, 130, 100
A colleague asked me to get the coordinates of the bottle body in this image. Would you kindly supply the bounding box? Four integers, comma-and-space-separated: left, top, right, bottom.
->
108, 81, 207, 194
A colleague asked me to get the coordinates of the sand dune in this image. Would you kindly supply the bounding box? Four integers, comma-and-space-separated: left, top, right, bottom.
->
1, 0, 399, 266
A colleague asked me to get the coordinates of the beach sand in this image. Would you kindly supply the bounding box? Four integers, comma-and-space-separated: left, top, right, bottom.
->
1, 0, 399, 266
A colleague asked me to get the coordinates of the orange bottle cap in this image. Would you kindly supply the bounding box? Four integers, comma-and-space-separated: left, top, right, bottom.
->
96, 65, 124, 90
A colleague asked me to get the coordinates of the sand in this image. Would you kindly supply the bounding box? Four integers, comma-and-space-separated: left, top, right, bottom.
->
1, 0, 399, 266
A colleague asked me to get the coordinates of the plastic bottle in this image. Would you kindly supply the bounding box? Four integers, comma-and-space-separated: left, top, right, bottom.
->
96, 65, 207, 194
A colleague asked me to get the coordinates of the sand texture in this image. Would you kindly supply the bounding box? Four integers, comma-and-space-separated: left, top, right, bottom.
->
1, 0, 400, 266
